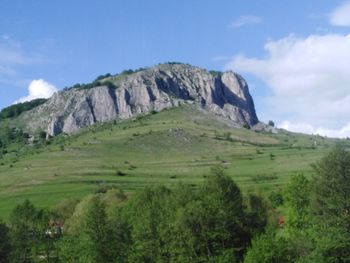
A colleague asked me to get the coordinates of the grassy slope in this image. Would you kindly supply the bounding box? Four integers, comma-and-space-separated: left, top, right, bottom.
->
0, 105, 347, 219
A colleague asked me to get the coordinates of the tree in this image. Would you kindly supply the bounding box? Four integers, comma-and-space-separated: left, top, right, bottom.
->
108, 211, 131, 263
310, 146, 350, 261
245, 194, 269, 235
311, 146, 350, 227
124, 186, 174, 263
9, 199, 44, 263
0, 221, 11, 263
172, 173, 250, 262
244, 228, 312, 263
84, 195, 114, 263
284, 174, 310, 232
51, 198, 79, 223
58, 235, 91, 263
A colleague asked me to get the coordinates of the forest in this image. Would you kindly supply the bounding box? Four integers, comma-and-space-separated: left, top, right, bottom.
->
0, 146, 349, 262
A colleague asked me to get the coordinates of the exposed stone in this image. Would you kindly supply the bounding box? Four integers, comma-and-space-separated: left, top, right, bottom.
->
20, 63, 259, 135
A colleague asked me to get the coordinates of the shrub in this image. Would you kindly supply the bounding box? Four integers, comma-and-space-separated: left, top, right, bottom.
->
116, 170, 126, 176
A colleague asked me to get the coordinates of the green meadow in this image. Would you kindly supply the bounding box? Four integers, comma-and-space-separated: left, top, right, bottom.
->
0, 105, 347, 219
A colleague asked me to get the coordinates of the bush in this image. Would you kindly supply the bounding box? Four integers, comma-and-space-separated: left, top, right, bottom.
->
116, 170, 126, 176
268, 191, 284, 208
244, 229, 309, 263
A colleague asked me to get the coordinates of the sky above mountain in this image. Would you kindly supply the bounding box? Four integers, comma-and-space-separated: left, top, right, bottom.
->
1, 0, 350, 137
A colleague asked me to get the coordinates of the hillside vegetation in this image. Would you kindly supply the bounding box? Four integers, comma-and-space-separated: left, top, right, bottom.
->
1, 147, 349, 262
0, 105, 348, 219
0, 98, 47, 121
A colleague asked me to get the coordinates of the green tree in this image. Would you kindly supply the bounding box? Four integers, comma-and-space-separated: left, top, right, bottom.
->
284, 174, 310, 232
124, 186, 174, 263
84, 195, 114, 263
0, 221, 11, 263
172, 173, 250, 262
312, 146, 350, 227
9, 199, 44, 263
51, 198, 79, 223
245, 194, 269, 235
310, 146, 350, 261
108, 211, 131, 263
58, 235, 91, 263
244, 228, 311, 263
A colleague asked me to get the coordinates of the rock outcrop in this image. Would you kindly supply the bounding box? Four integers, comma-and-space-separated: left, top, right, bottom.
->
21, 63, 259, 135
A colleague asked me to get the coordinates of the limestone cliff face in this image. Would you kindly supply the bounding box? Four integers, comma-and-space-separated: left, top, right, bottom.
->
21, 64, 259, 135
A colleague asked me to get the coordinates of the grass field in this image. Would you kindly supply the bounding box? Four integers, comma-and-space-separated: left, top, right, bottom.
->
0, 105, 348, 219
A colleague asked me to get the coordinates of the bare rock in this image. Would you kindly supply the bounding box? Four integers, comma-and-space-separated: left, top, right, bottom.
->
21, 63, 259, 135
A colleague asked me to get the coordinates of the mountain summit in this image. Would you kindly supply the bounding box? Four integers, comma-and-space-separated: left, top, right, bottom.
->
21, 63, 259, 135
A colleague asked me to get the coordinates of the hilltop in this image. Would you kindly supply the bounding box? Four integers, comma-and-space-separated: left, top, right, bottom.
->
18, 63, 258, 136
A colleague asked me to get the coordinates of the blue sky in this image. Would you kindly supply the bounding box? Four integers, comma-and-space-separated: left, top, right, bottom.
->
1, 0, 350, 137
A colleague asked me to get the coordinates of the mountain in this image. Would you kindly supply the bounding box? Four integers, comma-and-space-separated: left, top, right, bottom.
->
19, 63, 259, 136
2, 62, 348, 219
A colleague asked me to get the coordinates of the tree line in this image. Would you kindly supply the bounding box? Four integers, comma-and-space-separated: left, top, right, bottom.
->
0, 147, 349, 262
0, 99, 47, 121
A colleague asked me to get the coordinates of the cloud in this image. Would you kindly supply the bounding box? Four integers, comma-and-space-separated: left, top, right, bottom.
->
16, 79, 57, 103
329, 1, 350, 27
229, 15, 263, 28
226, 34, 350, 137
279, 121, 350, 138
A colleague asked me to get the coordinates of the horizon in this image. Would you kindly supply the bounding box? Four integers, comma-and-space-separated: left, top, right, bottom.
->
1, 0, 350, 137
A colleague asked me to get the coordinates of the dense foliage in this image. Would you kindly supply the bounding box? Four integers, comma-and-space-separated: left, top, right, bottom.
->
0, 99, 47, 120
246, 146, 350, 262
0, 147, 349, 262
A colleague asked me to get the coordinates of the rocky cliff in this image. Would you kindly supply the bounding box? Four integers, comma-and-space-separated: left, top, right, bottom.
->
20, 63, 259, 135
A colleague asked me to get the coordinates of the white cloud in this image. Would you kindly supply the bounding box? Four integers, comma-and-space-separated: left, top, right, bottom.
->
278, 121, 316, 135
229, 15, 263, 28
16, 79, 57, 103
226, 34, 350, 137
279, 121, 350, 138
329, 1, 350, 27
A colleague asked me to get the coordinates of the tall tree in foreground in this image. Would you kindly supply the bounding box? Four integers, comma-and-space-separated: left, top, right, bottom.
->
125, 186, 174, 263
0, 221, 11, 263
172, 170, 250, 262
9, 199, 44, 263
310, 146, 350, 261
84, 195, 114, 263
284, 174, 311, 233
312, 146, 350, 228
